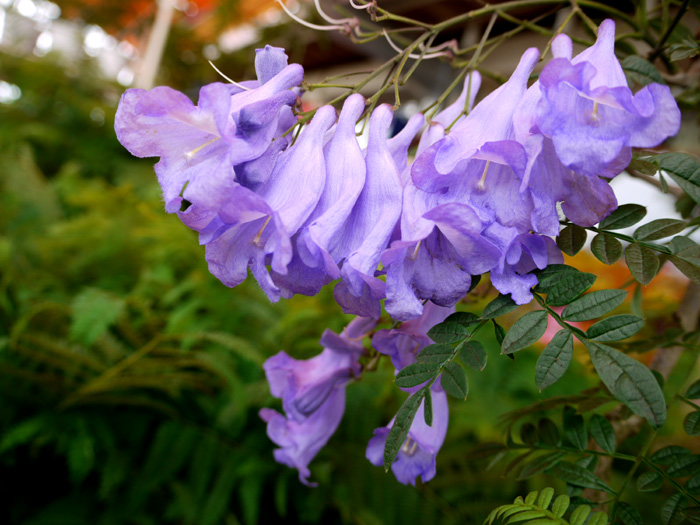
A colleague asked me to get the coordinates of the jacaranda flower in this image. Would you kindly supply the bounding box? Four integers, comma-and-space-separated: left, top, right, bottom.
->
260, 316, 375, 485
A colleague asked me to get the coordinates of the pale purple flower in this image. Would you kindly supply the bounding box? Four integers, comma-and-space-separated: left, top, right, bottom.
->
366, 389, 449, 485
260, 317, 375, 485
536, 19, 681, 178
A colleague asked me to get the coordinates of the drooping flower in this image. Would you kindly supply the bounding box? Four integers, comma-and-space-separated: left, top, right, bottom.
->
365, 389, 449, 486
260, 316, 375, 486
535, 19, 681, 178
115, 46, 303, 215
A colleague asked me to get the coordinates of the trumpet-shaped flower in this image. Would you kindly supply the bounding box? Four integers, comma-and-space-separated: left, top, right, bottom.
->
260, 316, 375, 485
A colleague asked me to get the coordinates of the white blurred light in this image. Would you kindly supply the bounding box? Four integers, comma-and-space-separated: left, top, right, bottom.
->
117, 67, 134, 86
0, 0, 12, 8
0, 8, 5, 43
83, 24, 106, 57
218, 24, 259, 53
15, 0, 36, 18
203, 44, 220, 61
33, 29, 52, 55
0, 81, 22, 104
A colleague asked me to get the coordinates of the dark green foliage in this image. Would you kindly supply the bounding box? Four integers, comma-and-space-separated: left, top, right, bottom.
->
441, 362, 469, 399
599, 204, 647, 230
591, 233, 624, 264
637, 471, 664, 492
685, 411, 700, 436
482, 294, 519, 319
562, 290, 627, 322
458, 341, 488, 371
656, 153, 700, 205
383, 387, 427, 470
535, 330, 574, 391
562, 407, 587, 450
557, 224, 587, 256
588, 414, 616, 453
622, 55, 667, 85
501, 311, 548, 354
625, 243, 661, 285
633, 219, 687, 241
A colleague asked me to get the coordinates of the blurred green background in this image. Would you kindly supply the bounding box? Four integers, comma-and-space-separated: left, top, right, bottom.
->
1, 0, 698, 523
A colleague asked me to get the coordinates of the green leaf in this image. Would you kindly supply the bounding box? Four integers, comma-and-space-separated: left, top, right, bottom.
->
395, 362, 440, 388
687, 472, 700, 495
493, 320, 506, 346
670, 255, 700, 284
417, 343, 454, 364
535, 330, 573, 391
667, 455, 700, 477
637, 471, 663, 492
625, 243, 660, 285
651, 446, 693, 465
551, 494, 570, 517
584, 340, 666, 428
599, 204, 647, 230
621, 55, 666, 86
628, 156, 660, 175
440, 362, 469, 399
669, 38, 700, 61
587, 314, 645, 342
570, 505, 592, 525
520, 422, 538, 444
518, 451, 566, 479
70, 288, 126, 345
443, 311, 480, 327
685, 411, 700, 436
458, 340, 488, 371
656, 153, 700, 205
427, 321, 470, 344
501, 311, 549, 355
548, 461, 615, 493
686, 379, 700, 399
383, 388, 426, 470
537, 418, 561, 447
589, 414, 616, 453
661, 494, 687, 525
537, 487, 555, 509
591, 233, 623, 265
483, 294, 519, 319
424, 388, 433, 427
563, 406, 588, 450
588, 512, 608, 525
535, 266, 596, 306
557, 224, 587, 256
563, 290, 628, 322
634, 219, 687, 241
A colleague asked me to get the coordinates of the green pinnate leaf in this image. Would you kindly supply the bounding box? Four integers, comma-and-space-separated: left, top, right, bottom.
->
656, 153, 700, 205
633, 219, 687, 241
417, 343, 454, 364
551, 494, 569, 517
537, 487, 554, 509
666, 454, 700, 477
440, 362, 468, 400
518, 451, 566, 480
458, 341, 488, 371
443, 311, 480, 328
557, 224, 587, 256
483, 294, 519, 319
625, 244, 660, 285
493, 320, 506, 346
524, 490, 538, 505
537, 418, 561, 447
506, 510, 546, 523
562, 289, 627, 322
70, 288, 126, 345
427, 321, 470, 344
589, 414, 616, 453
570, 505, 591, 525
584, 341, 666, 428
670, 255, 700, 284
588, 512, 608, 525
383, 388, 426, 470
599, 204, 647, 230
535, 267, 596, 307
651, 446, 693, 465
423, 388, 433, 426
563, 406, 587, 450
501, 311, 549, 355
685, 411, 700, 436
587, 314, 645, 342
548, 461, 615, 493
687, 472, 700, 495
628, 156, 659, 175
395, 362, 440, 388
535, 330, 573, 391
520, 423, 537, 445
622, 55, 666, 86
637, 471, 663, 492
661, 494, 687, 525
686, 379, 700, 399
591, 233, 623, 264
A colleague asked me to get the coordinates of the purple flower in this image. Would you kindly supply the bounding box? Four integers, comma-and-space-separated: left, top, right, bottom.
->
115, 48, 303, 214
536, 19, 681, 178
332, 104, 407, 319
260, 317, 376, 485
372, 301, 454, 371
366, 389, 449, 485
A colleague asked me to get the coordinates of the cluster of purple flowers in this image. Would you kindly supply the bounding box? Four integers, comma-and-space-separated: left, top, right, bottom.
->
115, 20, 680, 485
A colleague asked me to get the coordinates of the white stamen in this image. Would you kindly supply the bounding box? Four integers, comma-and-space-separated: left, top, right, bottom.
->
253, 216, 272, 246
477, 160, 491, 191
382, 29, 451, 60
185, 136, 220, 160
208, 61, 252, 91
349, 0, 372, 9
313, 0, 354, 25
